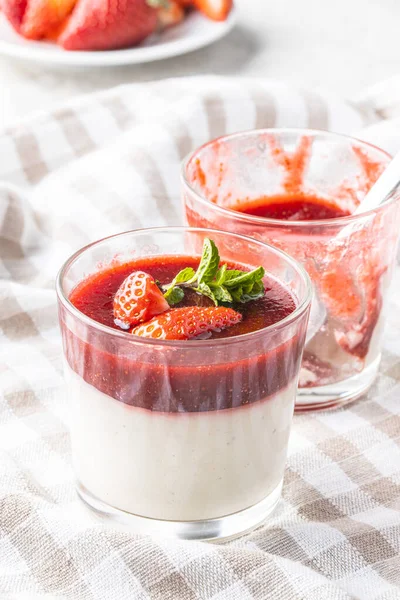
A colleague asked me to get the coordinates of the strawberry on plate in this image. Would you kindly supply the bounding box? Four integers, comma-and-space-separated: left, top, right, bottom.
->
113, 271, 169, 330
0, 0, 27, 31
59, 0, 158, 51
194, 0, 232, 21
21, 0, 78, 40
157, 0, 184, 30
132, 306, 242, 340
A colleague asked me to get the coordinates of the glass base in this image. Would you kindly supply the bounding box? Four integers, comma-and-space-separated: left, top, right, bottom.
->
77, 480, 283, 542
295, 354, 380, 412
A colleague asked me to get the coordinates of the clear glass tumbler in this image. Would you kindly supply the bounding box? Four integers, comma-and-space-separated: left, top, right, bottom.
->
56, 227, 311, 541
182, 130, 400, 410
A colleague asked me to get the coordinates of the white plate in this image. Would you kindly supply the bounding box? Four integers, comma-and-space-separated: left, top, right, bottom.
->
0, 7, 236, 67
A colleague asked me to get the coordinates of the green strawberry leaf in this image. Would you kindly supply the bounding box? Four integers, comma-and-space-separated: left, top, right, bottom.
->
146, 0, 169, 8
164, 286, 185, 305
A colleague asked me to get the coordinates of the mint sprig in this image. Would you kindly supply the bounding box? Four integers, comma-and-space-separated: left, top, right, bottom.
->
162, 238, 265, 306
191, 238, 220, 284
164, 286, 185, 305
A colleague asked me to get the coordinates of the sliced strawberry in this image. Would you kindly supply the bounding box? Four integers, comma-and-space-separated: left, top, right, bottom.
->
194, 0, 232, 21
113, 271, 169, 330
132, 306, 242, 340
157, 0, 184, 29
0, 0, 28, 31
21, 0, 77, 40
58, 0, 158, 51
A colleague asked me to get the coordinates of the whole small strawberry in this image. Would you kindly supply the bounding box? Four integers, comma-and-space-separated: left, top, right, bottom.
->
20, 0, 78, 39
113, 271, 169, 330
0, 0, 28, 32
157, 0, 184, 30
59, 0, 159, 50
132, 306, 241, 340
194, 0, 232, 21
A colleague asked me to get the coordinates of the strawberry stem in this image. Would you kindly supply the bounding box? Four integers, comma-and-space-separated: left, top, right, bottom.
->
146, 0, 170, 8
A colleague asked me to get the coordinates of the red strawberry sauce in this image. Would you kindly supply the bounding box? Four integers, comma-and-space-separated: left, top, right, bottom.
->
64, 256, 303, 413
234, 195, 350, 221
70, 256, 295, 338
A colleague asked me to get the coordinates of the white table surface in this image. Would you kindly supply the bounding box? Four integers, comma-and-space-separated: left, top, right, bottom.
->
0, 0, 399, 130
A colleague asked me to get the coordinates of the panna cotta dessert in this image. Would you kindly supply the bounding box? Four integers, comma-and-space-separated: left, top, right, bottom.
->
57, 227, 311, 540
183, 130, 400, 409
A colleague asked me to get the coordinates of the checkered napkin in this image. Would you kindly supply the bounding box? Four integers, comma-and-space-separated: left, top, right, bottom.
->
1, 76, 400, 600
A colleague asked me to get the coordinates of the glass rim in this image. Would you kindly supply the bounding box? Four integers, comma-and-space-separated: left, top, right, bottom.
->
56, 226, 312, 348
181, 127, 395, 228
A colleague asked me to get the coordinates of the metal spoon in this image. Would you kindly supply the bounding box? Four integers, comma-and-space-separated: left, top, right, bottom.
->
353, 150, 400, 215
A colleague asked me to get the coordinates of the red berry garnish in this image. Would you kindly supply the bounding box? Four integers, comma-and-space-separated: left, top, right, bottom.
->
132, 306, 242, 340
113, 271, 169, 329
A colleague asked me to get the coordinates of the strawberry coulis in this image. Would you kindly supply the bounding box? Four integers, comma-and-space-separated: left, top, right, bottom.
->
70, 256, 296, 338
233, 195, 350, 221
64, 256, 303, 413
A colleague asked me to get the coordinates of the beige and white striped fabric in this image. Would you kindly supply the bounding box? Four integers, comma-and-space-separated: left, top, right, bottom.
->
1, 76, 400, 600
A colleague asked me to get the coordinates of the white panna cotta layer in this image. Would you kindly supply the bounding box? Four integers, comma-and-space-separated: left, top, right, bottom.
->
66, 364, 296, 522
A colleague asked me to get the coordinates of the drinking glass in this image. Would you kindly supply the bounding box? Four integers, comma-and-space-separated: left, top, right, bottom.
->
57, 227, 311, 540
182, 130, 400, 410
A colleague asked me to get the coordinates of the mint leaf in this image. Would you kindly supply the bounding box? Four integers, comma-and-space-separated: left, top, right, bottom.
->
174, 267, 196, 284
194, 283, 218, 306
224, 268, 265, 303
222, 270, 243, 282
161, 238, 265, 308
230, 286, 244, 303
191, 238, 220, 284
240, 280, 265, 303
163, 267, 195, 292
224, 266, 265, 288
213, 286, 233, 303
214, 264, 227, 286
164, 286, 185, 305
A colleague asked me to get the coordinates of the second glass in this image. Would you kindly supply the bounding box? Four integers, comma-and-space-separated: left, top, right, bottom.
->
182, 129, 400, 410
